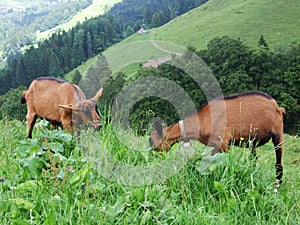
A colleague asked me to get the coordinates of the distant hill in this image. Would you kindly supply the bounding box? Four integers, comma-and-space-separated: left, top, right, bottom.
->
73, 0, 299, 77
153, 0, 300, 50
0, 0, 118, 67
0, 0, 43, 8
36, 0, 122, 41
118, 0, 300, 52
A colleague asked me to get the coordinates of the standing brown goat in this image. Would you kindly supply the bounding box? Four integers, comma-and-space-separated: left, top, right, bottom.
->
21, 77, 103, 138
149, 91, 286, 183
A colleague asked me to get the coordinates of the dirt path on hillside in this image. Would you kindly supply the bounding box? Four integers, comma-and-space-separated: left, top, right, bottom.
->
150, 31, 182, 56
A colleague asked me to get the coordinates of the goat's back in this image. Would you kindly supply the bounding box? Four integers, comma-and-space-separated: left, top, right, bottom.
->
24, 78, 84, 121
198, 91, 284, 143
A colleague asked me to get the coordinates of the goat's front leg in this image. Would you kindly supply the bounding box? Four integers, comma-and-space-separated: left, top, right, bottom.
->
26, 112, 37, 138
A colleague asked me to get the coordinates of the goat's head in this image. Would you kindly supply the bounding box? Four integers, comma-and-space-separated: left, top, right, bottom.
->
149, 119, 176, 151
59, 88, 103, 130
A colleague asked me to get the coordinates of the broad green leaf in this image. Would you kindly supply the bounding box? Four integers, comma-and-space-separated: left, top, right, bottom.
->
8, 198, 34, 210
15, 180, 41, 191
48, 142, 64, 153
214, 181, 227, 193
21, 157, 43, 179
43, 210, 57, 225
11, 218, 31, 225
69, 165, 90, 186
108, 197, 131, 217
196, 153, 229, 175
28, 145, 42, 157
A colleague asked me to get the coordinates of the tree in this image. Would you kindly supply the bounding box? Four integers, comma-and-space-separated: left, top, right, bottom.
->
258, 35, 269, 49
49, 51, 63, 77
151, 12, 165, 27
124, 26, 135, 38
71, 28, 86, 67
143, 8, 153, 25
71, 70, 82, 85
219, 70, 254, 94
0, 86, 27, 120
80, 55, 112, 99
15, 56, 29, 87
198, 36, 251, 80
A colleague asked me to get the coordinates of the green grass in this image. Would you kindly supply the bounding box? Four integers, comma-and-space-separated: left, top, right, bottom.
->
103, 40, 173, 74
120, 0, 300, 51
66, 36, 181, 80
0, 119, 299, 224
154, 0, 300, 50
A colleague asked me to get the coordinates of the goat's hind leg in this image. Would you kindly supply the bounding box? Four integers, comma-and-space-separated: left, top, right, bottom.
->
26, 112, 37, 138
272, 133, 284, 184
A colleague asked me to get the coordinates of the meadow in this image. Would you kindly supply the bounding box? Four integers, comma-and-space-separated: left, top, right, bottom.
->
0, 118, 299, 224
154, 0, 300, 50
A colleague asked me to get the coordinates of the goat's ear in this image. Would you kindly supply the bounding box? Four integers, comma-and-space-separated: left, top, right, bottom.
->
59, 104, 79, 111
90, 88, 103, 102
153, 118, 163, 137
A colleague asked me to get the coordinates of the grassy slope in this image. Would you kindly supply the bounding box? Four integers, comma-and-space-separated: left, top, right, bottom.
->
0, 120, 299, 224
36, 0, 122, 41
69, 0, 300, 78
154, 0, 300, 50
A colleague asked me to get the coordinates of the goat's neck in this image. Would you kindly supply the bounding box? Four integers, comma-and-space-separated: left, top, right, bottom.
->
164, 123, 181, 145
165, 117, 199, 142
180, 114, 202, 140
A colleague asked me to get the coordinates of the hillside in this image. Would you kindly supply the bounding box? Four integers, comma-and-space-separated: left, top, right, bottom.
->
122, 0, 300, 51
0, 0, 43, 8
36, 0, 122, 41
0, 0, 93, 65
63, 0, 300, 81
77, 0, 299, 77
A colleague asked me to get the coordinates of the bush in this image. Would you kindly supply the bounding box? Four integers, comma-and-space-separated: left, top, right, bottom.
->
0, 86, 27, 120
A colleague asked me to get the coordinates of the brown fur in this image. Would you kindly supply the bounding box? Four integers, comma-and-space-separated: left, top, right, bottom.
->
149, 91, 285, 183
21, 77, 103, 138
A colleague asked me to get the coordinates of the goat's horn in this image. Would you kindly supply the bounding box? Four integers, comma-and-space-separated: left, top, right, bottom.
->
91, 88, 103, 101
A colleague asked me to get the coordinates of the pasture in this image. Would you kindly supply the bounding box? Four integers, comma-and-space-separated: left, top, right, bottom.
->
154, 0, 300, 50
0, 119, 299, 224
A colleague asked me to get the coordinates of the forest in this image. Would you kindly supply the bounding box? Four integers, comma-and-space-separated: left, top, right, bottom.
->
1, 35, 299, 135
0, 0, 92, 60
0, 0, 208, 92
100, 36, 300, 135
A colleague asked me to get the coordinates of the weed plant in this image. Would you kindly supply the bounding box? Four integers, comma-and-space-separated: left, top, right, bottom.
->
0, 119, 299, 224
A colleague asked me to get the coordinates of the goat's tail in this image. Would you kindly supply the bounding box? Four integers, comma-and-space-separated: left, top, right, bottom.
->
279, 107, 287, 117
20, 91, 27, 104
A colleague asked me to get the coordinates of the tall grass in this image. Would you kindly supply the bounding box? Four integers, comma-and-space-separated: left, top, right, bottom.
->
0, 119, 299, 224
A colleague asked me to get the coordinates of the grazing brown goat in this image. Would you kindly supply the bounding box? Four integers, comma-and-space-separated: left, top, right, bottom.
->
149, 91, 286, 183
21, 77, 103, 138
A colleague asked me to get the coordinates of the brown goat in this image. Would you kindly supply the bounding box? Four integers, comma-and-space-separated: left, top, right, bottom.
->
149, 91, 286, 183
21, 77, 103, 138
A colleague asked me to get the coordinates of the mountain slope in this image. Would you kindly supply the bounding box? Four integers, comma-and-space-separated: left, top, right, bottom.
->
68, 0, 300, 78
36, 0, 122, 41
150, 0, 300, 50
